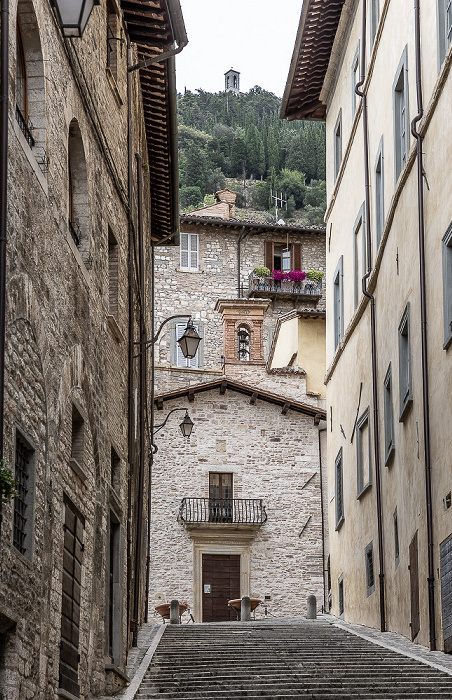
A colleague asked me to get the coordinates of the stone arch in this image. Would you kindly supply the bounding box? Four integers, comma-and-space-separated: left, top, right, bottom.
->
68, 118, 90, 262
15, 0, 46, 155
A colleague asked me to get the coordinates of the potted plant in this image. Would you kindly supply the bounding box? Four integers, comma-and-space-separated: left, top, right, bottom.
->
0, 460, 17, 503
287, 270, 306, 290
305, 270, 324, 293
272, 269, 288, 290
253, 266, 271, 291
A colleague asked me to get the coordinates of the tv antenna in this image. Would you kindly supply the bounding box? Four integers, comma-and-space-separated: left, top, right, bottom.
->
271, 190, 287, 222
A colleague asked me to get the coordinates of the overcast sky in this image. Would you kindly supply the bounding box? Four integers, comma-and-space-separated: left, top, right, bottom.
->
175, 0, 303, 98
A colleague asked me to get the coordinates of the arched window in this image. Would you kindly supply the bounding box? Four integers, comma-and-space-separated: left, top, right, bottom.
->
15, 2, 46, 161
68, 119, 90, 262
237, 326, 250, 361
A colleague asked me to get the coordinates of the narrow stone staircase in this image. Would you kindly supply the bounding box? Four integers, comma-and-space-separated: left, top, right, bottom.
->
135, 619, 452, 699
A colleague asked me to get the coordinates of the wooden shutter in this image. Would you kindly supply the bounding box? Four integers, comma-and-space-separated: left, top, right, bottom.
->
180, 233, 189, 268
264, 241, 273, 270
59, 502, 84, 698
409, 530, 420, 640
292, 243, 302, 271
440, 535, 452, 653
190, 234, 199, 270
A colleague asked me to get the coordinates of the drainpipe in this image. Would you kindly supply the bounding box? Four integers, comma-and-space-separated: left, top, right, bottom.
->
318, 426, 327, 611
133, 152, 146, 640
411, 0, 436, 651
126, 41, 135, 641
144, 242, 155, 622
355, 0, 386, 633
0, 0, 9, 534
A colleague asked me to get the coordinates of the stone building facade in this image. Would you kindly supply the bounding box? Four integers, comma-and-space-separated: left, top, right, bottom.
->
149, 204, 329, 621
0, 1, 186, 698
282, 0, 452, 653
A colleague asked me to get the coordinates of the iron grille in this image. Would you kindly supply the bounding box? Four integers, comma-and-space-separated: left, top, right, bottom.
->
179, 498, 267, 525
248, 272, 322, 297
13, 435, 30, 554
15, 105, 35, 148
69, 221, 81, 247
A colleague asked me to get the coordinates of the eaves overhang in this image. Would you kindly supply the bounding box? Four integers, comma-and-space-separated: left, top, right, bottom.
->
280, 0, 345, 122
122, 0, 188, 244
180, 215, 326, 236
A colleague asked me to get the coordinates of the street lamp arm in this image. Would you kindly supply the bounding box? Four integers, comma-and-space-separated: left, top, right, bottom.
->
153, 407, 187, 435
134, 314, 191, 348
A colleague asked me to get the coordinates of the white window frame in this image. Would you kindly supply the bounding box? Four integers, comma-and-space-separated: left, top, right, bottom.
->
180, 232, 199, 270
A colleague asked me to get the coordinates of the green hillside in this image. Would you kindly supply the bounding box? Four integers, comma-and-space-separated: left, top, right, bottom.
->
177, 87, 326, 226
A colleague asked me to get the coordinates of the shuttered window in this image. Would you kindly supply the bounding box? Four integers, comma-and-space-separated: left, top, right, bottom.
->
13, 432, 35, 558
384, 363, 395, 464
357, 407, 372, 498
442, 222, 452, 348
398, 303, 413, 420
108, 228, 119, 318
351, 44, 360, 117
264, 242, 302, 271
370, 0, 380, 46
334, 111, 342, 180
394, 507, 400, 568
59, 499, 84, 698
338, 575, 344, 616
438, 0, 452, 69
365, 542, 375, 596
393, 48, 409, 182
333, 256, 344, 350
180, 233, 199, 270
353, 205, 365, 310
335, 448, 344, 530
375, 139, 384, 247
176, 322, 199, 368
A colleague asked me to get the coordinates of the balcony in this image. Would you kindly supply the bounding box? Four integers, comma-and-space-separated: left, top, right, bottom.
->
179, 498, 267, 535
248, 272, 322, 302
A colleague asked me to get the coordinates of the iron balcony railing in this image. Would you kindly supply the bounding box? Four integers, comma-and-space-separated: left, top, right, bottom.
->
15, 105, 35, 148
248, 272, 322, 298
179, 498, 267, 525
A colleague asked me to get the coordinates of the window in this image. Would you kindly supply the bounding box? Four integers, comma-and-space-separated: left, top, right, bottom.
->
111, 446, 120, 491
180, 233, 199, 270
209, 473, 233, 523
375, 139, 384, 247
393, 48, 409, 182
370, 0, 380, 47
334, 111, 342, 180
333, 256, 344, 350
264, 241, 302, 272
365, 541, 375, 596
353, 205, 366, 310
237, 326, 250, 361
13, 431, 35, 558
68, 119, 90, 260
398, 303, 413, 420
351, 44, 360, 117
357, 407, 372, 497
384, 363, 395, 464
335, 448, 344, 530
108, 228, 119, 318
174, 321, 201, 368
442, 222, 452, 348
16, 25, 33, 146
107, 512, 121, 664
338, 575, 344, 616
394, 507, 400, 568
437, 0, 452, 69
71, 404, 85, 468
106, 1, 120, 82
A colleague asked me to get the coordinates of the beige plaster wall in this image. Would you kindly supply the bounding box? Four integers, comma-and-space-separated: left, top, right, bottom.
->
270, 315, 299, 368
299, 318, 326, 396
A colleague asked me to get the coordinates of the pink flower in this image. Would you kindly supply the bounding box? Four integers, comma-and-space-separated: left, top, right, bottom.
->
287, 270, 306, 283
272, 270, 289, 281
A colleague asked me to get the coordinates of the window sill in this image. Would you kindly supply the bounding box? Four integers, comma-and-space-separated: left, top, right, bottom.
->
10, 543, 34, 569
444, 333, 452, 351
106, 67, 124, 106
399, 396, 413, 422
13, 118, 48, 195
357, 482, 372, 500
335, 515, 345, 532
58, 690, 79, 700
385, 444, 395, 467
105, 663, 129, 684
366, 585, 375, 598
177, 268, 202, 274
66, 228, 92, 287
69, 457, 88, 484
107, 314, 125, 343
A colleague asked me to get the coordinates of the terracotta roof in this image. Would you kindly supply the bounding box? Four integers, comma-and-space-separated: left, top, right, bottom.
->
122, 0, 187, 243
180, 214, 325, 235
280, 0, 345, 121
154, 377, 326, 419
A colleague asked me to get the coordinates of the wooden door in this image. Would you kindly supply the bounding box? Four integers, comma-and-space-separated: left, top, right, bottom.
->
202, 554, 240, 622
409, 530, 420, 640
440, 534, 452, 653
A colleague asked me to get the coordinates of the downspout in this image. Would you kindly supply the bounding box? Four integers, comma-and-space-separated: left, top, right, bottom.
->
411, 0, 436, 651
0, 0, 9, 533
318, 426, 327, 611
133, 152, 146, 640
237, 226, 246, 298
126, 41, 134, 639
145, 242, 155, 622
355, 0, 386, 632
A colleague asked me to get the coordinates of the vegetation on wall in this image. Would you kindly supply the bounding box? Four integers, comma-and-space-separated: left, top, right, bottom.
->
178, 87, 326, 225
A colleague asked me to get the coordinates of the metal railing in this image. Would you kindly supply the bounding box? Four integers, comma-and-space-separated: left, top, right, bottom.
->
248, 272, 322, 297
69, 221, 81, 247
179, 498, 267, 525
15, 105, 35, 148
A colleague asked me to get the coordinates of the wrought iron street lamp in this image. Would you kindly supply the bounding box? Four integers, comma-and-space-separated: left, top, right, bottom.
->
135, 315, 201, 359
151, 408, 194, 456
52, 0, 100, 37
179, 411, 194, 438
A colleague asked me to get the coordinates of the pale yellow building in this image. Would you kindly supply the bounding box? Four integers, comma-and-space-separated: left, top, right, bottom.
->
282, 0, 452, 652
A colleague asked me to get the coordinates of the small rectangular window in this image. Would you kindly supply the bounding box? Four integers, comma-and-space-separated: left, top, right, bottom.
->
335, 448, 344, 529
370, 0, 380, 47
375, 139, 384, 247
180, 233, 199, 270
71, 404, 85, 467
353, 205, 366, 310
394, 507, 400, 568
333, 256, 344, 350
338, 575, 344, 616
393, 48, 409, 183
13, 431, 35, 558
111, 446, 120, 491
437, 0, 452, 69
351, 44, 360, 117
357, 407, 372, 497
365, 542, 375, 596
398, 303, 413, 420
334, 111, 342, 180
384, 363, 395, 464
108, 228, 119, 318
442, 222, 452, 348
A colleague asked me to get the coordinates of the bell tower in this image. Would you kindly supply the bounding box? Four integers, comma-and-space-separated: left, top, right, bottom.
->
224, 68, 240, 94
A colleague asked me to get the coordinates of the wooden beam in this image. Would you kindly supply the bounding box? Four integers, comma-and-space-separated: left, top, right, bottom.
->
220, 381, 228, 395
188, 389, 195, 403
249, 392, 258, 405
156, 398, 163, 410
281, 402, 291, 415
